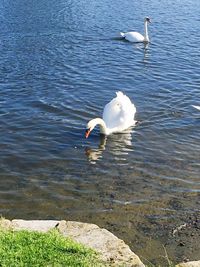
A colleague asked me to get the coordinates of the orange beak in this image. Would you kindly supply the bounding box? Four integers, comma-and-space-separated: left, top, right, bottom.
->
85, 129, 91, 138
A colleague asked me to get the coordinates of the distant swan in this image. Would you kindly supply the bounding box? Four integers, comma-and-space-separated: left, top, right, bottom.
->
192, 105, 200, 111
120, 17, 151, 43
85, 91, 137, 138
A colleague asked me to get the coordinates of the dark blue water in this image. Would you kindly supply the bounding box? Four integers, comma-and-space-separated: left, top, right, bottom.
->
0, 0, 200, 264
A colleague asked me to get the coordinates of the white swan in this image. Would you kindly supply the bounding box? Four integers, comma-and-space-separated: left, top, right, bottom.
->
85, 91, 137, 138
192, 105, 200, 111
120, 17, 151, 43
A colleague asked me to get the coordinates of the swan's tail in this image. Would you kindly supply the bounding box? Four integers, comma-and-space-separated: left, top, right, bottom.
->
120, 32, 125, 38
116, 91, 124, 97
192, 105, 200, 111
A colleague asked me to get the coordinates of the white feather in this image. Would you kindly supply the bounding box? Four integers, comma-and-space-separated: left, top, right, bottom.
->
86, 92, 136, 137
192, 105, 200, 111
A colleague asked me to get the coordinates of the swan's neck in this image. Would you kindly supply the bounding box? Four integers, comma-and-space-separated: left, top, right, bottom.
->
90, 118, 108, 135
144, 21, 149, 42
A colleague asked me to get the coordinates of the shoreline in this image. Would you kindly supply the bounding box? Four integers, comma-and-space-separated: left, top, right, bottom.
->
0, 218, 200, 266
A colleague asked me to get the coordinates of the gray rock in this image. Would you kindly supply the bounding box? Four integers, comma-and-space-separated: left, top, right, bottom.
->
0, 219, 12, 230
12, 219, 60, 232
57, 220, 145, 267
176, 261, 200, 267
0, 219, 145, 266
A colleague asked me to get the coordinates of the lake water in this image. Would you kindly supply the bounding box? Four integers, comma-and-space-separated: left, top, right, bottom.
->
0, 0, 200, 264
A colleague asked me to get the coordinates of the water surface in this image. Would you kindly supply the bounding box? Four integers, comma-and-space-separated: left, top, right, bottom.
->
0, 0, 200, 264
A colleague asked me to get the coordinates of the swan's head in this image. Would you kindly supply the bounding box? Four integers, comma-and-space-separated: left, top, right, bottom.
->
85, 120, 96, 138
145, 17, 151, 23
85, 118, 107, 138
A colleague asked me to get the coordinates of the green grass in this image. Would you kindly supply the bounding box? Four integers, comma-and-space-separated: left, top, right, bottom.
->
0, 229, 103, 267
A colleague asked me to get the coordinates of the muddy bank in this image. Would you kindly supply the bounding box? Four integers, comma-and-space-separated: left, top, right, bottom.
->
70, 193, 200, 266
134, 212, 200, 266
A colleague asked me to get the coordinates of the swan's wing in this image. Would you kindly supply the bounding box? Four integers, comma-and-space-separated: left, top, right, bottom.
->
103, 92, 136, 130
123, 31, 144, 42
119, 94, 136, 126
103, 97, 123, 129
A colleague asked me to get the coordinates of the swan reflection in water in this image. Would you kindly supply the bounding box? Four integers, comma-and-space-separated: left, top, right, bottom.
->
85, 129, 134, 163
